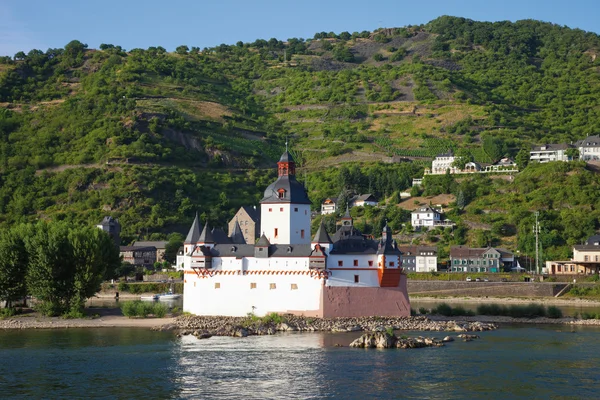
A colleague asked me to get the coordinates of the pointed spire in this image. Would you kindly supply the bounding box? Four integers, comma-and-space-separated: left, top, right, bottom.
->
313, 219, 332, 244
230, 220, 246, 244
343, 205, 351, 219
198, 221, 214, 243
185, 212, 201, 243
256, 233, 271, 247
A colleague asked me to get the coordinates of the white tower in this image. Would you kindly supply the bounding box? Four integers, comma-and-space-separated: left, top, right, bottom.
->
260, 149, 311, 244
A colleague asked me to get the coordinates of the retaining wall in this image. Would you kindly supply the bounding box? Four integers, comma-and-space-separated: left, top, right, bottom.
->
408, 280, 567, 297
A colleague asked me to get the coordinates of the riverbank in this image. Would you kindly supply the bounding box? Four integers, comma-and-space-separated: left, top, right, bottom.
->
410, 295, 600, 306
0, 308, 175, 330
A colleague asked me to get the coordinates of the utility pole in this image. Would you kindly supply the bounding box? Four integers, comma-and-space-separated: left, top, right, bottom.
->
534, 211, 540, 275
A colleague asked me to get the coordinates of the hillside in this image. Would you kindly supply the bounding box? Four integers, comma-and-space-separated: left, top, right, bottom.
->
0, 16, 599, 258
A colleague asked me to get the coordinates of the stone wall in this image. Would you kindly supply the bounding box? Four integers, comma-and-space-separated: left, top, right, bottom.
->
408, 280, 567, 297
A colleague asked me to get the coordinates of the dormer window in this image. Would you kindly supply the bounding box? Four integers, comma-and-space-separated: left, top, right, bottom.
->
287, 246, 293, 253
231, 246, 236, 252
277, 188, 286, 199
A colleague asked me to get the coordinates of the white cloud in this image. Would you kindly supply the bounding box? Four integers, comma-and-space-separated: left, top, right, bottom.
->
0, 4, 46, 57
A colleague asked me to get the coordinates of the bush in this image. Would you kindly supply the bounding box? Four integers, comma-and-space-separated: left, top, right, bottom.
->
0, 308, 18, 319
120, 300, 166, 318
418, 307, 429, 315
546, 306, 563, 319
431, 303, 453, 316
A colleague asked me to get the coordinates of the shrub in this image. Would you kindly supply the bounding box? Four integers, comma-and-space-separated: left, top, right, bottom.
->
546, 306, 563, 319
431, 303, 453, 316
152, 303, 168, 318
0, 308, 18, 319
418, 307, 429, 315
118, 282, 129, 292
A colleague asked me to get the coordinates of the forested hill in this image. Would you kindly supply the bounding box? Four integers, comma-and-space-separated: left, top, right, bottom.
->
1, 16, 600, 255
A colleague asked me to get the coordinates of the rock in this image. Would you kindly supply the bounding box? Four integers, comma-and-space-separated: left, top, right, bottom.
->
442, 336, 454, 342
346, 325, 362, 332
198, 333, 212, 339
232, 328, 248, 337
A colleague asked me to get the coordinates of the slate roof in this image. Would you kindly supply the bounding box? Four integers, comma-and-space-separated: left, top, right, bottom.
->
576, 135, 600, 148
412, 206, 440, 215
586, 235, 600, 246
450, 246, 501, 258
185, 213, 201, 243
574, 245, 600, 251
240, 205, 260, 222
211, 227, 232, 244
397, 245, 437, 256
279, 150, 294, 162
230, 221, 246, 244
531, 143, 572, 151
256, 234, 271, 247
198, 222, 214, 243
312, 220, 332, 243
133, 241, 168, 249
437, 150, 454, 157
120, 246, 156, 252
260, 175, 311, 204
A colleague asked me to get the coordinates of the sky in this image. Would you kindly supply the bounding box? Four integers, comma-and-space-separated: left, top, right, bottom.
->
1, 0, 599, 56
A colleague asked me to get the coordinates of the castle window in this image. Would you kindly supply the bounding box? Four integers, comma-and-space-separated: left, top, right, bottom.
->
389, 262, 394, 267
354, 275, 360, 283
214, 283, 220, 289
280, 207, 283, 212
338, 260, 343, 267
301, 230, 305, 239
305, 210, 307, 215
270, 283, 276, 290
291, 284, 298, 290
368, 261, 373, 267
269, 208, 272, 212
274, 228, 278, 238
250, 283, 257, 289
353, 260, 358, 267
294, 207, 298, 212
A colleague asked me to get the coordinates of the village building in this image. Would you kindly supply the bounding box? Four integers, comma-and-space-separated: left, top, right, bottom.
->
120, 246, 157, 269
133, 240, 168, 263
411, 206, 455, 230
96, 216, 121, 245
320, 197, 338, 215
228, 206, 260, 245
179, 150, 410, 317
397, 246, 438, 272
576, 135, 600, 161
545, 236, 600, 275
350, 194, 378, 208
430, 150, 460, 175
529, 143, 573, 163
450, 246, 514, 273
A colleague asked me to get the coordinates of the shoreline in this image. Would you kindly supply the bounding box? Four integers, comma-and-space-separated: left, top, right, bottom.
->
410, 295, 600, 306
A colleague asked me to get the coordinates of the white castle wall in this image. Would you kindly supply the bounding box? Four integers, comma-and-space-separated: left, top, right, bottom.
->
183, 272, 323, 316
260, 203, 311, 245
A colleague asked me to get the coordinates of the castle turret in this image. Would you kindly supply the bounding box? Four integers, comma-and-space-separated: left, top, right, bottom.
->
260, 148, 311, 245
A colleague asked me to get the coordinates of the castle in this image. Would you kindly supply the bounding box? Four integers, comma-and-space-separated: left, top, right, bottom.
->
179, 150, 410, 317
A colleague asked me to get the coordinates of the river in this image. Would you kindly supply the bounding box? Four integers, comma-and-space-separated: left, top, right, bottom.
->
1, 325, 600, 399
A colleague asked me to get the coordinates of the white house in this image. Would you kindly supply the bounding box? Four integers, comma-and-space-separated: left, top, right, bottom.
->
398, 246, 438, 272
320, 197, 338, 215
576, 135, 600, 161
431, 151, 460, 175
350, 194, 378, 207
411, 206, 454, 230
530, 143, 572, 163
179, 150, 410, 318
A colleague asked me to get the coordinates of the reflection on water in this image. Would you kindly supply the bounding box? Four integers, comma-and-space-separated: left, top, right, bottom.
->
411, 299, 600, 317
2, 326, 600, 399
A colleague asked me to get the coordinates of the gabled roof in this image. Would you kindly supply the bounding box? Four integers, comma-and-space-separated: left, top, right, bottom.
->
437, 150, 454, 157
230, 221, 246, 244
312, 220, 332, 243
397, 245, 437, 256
120, 246, 156, 252
240, 205, 260, 221
255, 233, 271, 247
586, 235, 600, 246
531, 143, 572, 151
211, 227, 231, 244
412, 206, 440, 215
133, 241, 168, 249
354, 194, 377, 202
450, 245, 503, 258
98, 216, 119, 226
185, 212, 201, 244
198, 222, 214, 243
321, 197, 338, 204
576, 135, 600, 148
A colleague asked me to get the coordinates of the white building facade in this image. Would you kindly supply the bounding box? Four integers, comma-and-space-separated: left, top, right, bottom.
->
180, 151, 411, 318
530, 144, 572, 163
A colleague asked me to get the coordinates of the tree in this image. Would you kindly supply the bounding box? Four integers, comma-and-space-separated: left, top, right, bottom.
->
566, 148, 579, 161
13, 51, 26, 61
456, 190, 466, 211
0, 225, 29, 308
332, 44, 354, 62
452, 149, 473, 170
516, 148, 530, 170
100, 43, 115, 50
175, 45, 189, 55
164, 232, 184, 264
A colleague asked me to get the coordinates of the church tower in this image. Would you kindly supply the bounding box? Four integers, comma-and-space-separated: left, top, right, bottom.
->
260, 148, 311, 245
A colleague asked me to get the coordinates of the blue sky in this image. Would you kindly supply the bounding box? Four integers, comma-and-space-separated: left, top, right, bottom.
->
1, 0, 599, 56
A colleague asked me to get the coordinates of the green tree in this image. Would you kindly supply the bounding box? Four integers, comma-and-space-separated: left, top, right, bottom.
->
565, 148, 579, 160
456, 190, 466, 211
0, 225, 29, 308
452, 149, 474, 170
175, 45, 189, 55
516, 148, 530, 170
164, 232, 184, 264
